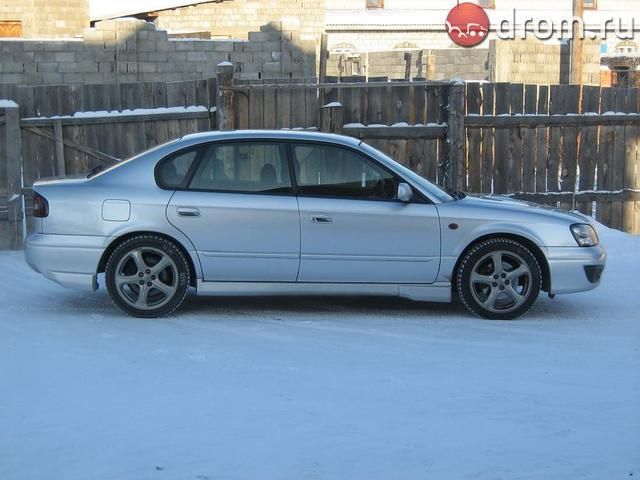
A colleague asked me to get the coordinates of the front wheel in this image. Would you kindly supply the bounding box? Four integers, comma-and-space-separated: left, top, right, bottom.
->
105, 235, 191, 318
457, 238, 542, 320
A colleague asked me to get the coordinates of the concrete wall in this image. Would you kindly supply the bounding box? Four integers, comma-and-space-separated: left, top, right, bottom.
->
154, 0, 325, 41
327, 49, 490, 81
491, 38, 601, 85
0, 0, 89, 39
0, 19, 316, 85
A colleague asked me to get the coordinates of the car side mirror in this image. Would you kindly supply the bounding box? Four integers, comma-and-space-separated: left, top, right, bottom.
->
397, 183, 413, 203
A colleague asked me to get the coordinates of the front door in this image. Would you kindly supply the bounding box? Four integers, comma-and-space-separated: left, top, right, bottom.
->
165, 141, 300, 282
292, 143, 441, 284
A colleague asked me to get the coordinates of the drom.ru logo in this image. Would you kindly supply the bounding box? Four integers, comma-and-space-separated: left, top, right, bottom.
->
445, 2, 490, 48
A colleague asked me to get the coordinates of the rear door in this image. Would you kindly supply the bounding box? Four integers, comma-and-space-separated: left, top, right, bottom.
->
164, 141, 300, 282
292, 142, 441, 284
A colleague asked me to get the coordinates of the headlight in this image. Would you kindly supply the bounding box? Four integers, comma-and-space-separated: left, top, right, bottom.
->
570, 224, 599, 247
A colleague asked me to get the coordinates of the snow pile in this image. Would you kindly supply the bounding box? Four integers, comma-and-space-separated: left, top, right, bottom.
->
0, 225, 638, 480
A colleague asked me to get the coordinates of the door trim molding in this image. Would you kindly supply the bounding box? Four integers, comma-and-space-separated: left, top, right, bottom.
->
196, 280, 452, 303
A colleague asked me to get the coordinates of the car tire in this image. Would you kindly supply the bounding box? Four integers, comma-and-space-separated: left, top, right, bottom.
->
457, 238, 542, 320
105, 234, 190, 318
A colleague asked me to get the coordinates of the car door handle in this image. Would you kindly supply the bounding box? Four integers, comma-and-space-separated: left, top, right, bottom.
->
177, 207, 201, 218
311, 215, 334, 224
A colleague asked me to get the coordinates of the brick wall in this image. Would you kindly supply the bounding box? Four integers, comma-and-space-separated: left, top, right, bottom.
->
327, 31, 457, 53
490, 39, 601, 85
0, 0, 89, 39
0, 19, 316, 85
154, 0, 325, 41
328, 49, 490, 81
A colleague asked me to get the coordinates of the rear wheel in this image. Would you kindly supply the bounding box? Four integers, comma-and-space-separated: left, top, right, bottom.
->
457, 238, 541, 320
105, 235, 190, 318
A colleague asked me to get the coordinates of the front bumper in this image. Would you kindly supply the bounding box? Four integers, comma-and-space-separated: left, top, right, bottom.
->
24, 233, 108, 291
545, 244, 607, 294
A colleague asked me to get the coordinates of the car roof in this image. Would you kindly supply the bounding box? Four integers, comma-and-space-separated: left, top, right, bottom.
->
180, 130, 363, 148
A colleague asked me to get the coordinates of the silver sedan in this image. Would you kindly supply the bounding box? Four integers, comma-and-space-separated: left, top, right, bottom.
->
25, 131, 606, 319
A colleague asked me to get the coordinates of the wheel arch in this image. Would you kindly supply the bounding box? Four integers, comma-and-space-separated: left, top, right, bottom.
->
452, 233, 551, 293
97, 231, 198, 287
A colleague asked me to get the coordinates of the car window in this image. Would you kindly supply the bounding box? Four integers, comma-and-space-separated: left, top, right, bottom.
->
292, 144, 399, 200
189, 143, 292, 194
157, 149, 198, 188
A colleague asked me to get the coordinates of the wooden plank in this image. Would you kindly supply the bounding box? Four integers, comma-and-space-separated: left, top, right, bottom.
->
275, 81, 291, 129
611, 122, 626, 229
522, 84, 537, 193
424, 139, 438, 183
263, 87, 277, 129
21, 111, 210, 127
508, 191, 640, 203
341, 76, 365, 125
4, 106, 24, 249
64, 84, 87, 174
412, 84, 426, 125
424, 84, 441, 183
304, 79, 319, 129
559, 85, 581, 210
509, 83, 524, 192
289, 83, 306, 128
235, 85, 250, 130
366, 80, 388, 125
17, 86, 36, 118
446, 84, 465, 192
408, 136, 426, 176
493, 83, 511, 193
248, 86, 265, 129
319, 104, 343, 134
577, 85, 600, 215
425, 85, 440, 124
615, 86, 627, 113
622, 124, 639, 233
464, 114, 640, 128
82, 83, 107, 112
120, 82, 144, 110
53, 120, 66, 177
322, 76, 340, 107
231, 80, 454, 91
166, 80, 197, 107
466, 82, 482, 193
626, 88, 639, 114
596, 88, 616, 226
389, 84, 411, 125
547, 85, 563, 193
436, 85, 450, 187
481, 83, 495, 194
342, 125, 447, 140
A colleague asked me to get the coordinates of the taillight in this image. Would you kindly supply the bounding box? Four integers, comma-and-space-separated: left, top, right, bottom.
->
33, 192, 49, 218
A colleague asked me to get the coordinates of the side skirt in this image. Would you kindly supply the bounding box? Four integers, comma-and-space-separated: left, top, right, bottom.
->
196, 281, 452, 303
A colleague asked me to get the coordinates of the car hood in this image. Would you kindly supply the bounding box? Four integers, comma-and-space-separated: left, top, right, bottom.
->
458, 194, 593, 225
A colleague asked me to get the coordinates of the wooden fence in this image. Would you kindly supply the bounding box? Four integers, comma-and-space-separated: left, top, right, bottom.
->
1, 68, 639, 249
217, 68, 640, 235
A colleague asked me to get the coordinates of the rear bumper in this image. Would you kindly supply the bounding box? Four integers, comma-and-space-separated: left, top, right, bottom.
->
545, 244, 607, 294
24, 233, 108, 291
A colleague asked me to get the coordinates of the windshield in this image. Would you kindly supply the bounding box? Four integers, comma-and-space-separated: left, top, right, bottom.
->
359, 142, 454, 203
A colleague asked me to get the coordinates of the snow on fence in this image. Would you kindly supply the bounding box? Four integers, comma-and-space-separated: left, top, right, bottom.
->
1, 71, 639, 249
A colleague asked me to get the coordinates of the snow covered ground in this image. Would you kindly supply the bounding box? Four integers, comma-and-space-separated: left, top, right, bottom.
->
1, 226, 638, 480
